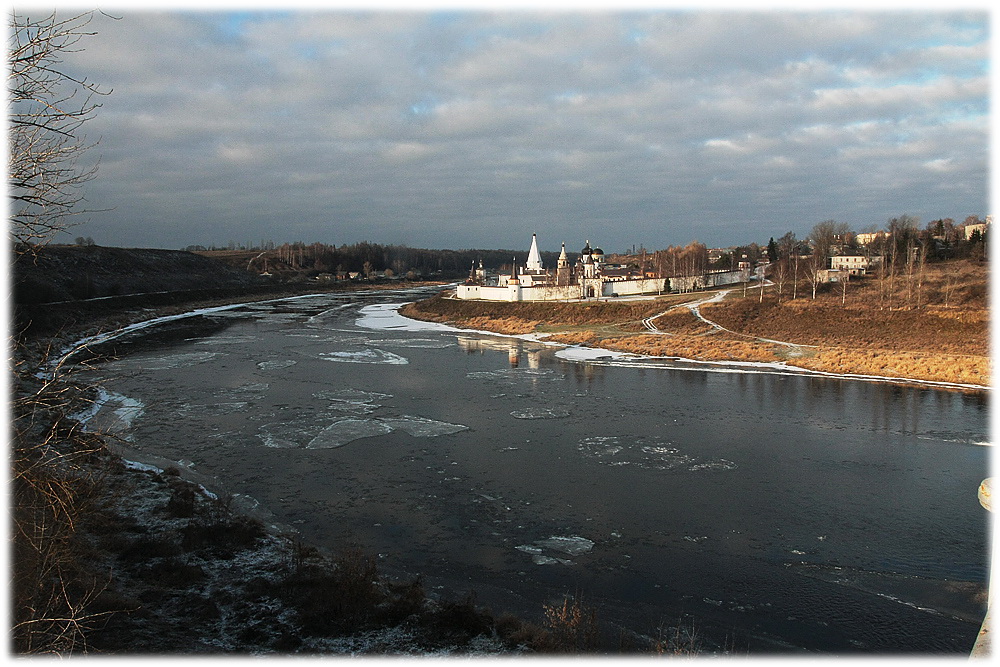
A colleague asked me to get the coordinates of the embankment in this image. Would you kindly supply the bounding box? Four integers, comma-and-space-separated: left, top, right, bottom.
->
400, 276, 989, 389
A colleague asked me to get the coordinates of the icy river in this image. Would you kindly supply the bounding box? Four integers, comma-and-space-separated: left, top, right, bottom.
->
78, 285, 990, 653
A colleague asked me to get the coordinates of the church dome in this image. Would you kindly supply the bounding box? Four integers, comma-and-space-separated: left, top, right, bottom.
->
593, 247, 604, 256
581, 241, 592, 255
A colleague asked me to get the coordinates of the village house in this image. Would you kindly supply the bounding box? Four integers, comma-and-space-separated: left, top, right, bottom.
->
829, 255, 882, 276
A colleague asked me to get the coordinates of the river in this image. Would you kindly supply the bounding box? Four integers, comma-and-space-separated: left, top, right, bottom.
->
76, 285, 990, 654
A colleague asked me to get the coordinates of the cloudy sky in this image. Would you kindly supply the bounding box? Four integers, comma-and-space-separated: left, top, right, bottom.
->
46, 5, 990, 252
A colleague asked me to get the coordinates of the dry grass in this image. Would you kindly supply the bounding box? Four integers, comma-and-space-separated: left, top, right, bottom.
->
792, 348, 990, 386
11, 352, 119, 654
649, 307, 717, 336
401, 293, 689, 330
405, 259, 989, 387
542, 595, 600, 652
605, 334, 779, 363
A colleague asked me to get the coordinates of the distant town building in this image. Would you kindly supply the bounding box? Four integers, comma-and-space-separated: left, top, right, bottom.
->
854, 231, 886, 246
963, 217, 990, 240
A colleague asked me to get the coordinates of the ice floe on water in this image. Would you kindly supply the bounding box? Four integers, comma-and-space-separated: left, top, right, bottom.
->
257, 413, 468, 450
510, 407, 570, 420
364, 338, 454, 349
258, 422, 320, 449
554, 346, 634, 362
114, 350, 221, 371
377, 416, 469, 438
314, 389, 393, 403
257, 360, 298, 370
77, 389, 145, 439
536, 536, 595, 556
194, 335, 258, 346
355, 303, 460, 332
313, 349, 409, 365
306, 419, 395, 449
516, 535, 595, 565
578, 436, 737, 472
467, 368, 558, 382
322, 402, 379, 415
217, 382, 270, 401
177, 402, 250, 417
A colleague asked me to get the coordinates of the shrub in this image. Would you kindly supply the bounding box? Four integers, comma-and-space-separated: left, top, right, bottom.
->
542, 594, 600, 652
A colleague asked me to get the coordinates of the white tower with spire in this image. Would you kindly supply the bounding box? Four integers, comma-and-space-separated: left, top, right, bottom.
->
525, 233, 543, 273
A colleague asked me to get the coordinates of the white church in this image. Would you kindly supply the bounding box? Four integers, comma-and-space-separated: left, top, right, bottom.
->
455, 234, 669, 302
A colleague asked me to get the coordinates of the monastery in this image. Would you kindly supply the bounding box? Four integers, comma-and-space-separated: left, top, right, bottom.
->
456, 233, 751, 302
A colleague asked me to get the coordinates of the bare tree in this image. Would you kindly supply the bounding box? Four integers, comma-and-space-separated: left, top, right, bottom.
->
8, 10, 111, 251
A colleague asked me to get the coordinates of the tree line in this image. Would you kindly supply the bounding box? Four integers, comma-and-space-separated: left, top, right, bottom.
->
759, 215, 989, 307
186, 241, 573, 280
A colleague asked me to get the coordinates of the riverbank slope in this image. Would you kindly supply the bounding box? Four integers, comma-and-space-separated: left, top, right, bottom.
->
401, 259, 989, 388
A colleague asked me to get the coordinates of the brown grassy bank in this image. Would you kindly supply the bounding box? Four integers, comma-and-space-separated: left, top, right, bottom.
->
400, 293, 694, 336
401, 261, 989, 388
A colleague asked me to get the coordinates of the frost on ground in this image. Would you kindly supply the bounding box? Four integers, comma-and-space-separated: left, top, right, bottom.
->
578, 436, 737, 472
77, 452, 535, 655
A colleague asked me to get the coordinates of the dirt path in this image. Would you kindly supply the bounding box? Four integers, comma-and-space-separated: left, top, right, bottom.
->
644, 288, 818, 356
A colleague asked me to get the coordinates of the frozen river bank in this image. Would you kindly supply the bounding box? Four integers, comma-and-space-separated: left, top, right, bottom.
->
75, 285, 990, 653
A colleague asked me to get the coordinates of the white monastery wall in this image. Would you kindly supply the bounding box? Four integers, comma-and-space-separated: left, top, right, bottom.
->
520, 285, 581, 301
601, 278, 667, 296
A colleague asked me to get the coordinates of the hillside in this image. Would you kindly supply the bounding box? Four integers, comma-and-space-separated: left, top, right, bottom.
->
13, 245, 266, 305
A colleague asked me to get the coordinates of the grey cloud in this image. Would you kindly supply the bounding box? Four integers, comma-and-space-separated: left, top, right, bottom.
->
58, 10, 989, 251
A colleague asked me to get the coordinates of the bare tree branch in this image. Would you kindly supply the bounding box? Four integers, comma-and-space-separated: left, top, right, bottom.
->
8, 10, 112, 252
